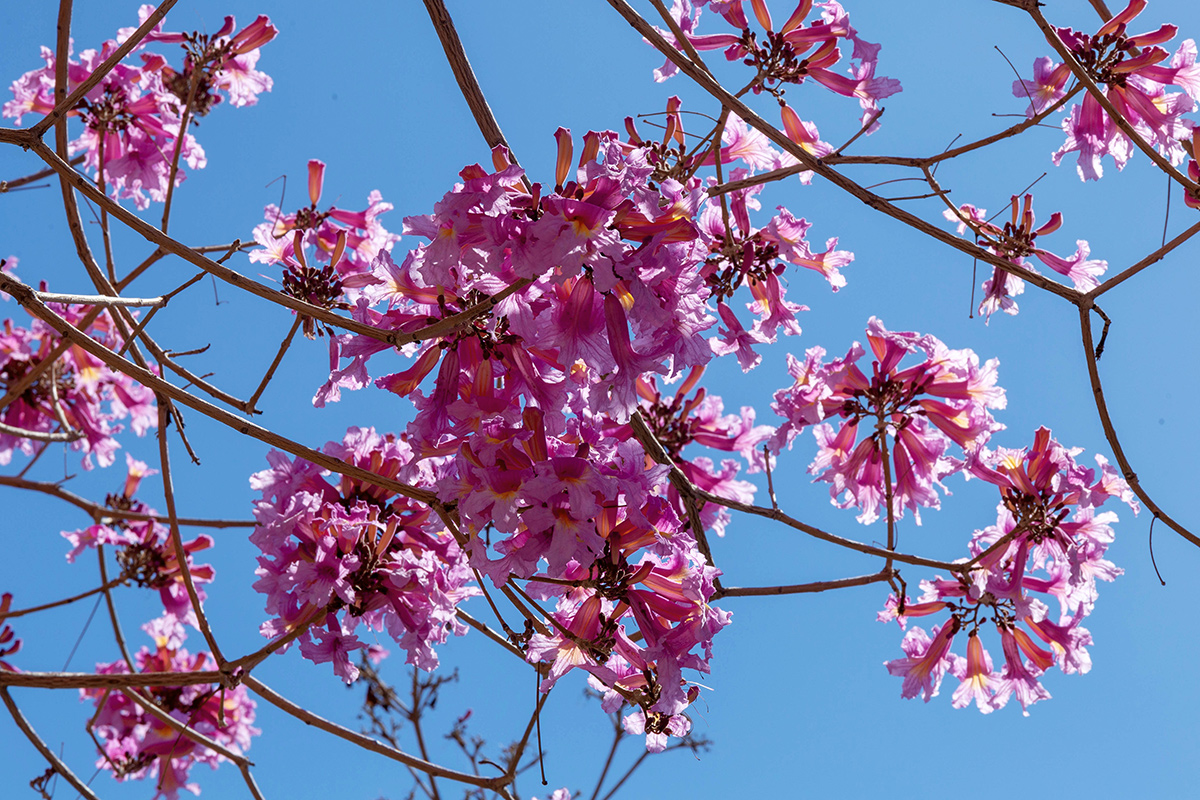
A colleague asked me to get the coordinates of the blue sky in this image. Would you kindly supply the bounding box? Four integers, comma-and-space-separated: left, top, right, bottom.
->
3, 1, 1200, 798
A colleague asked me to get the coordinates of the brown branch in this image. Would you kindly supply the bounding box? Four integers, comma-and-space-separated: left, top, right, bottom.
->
29, 288, 165, 307
223, 606, 322, 676
1090, 217, 1200, 297
0, 271, 441, 508
1026, 5, 1199, 193
0, 669, 228, 689
1, 687, 103, 800
0, 577, 126, 621
247, 316, 302, 413
122, 688, 249, 766
98, 544, 136, 669
1077, 304, 1199, 546
0, 474, 254, 527
157, 400, 227, 664
0, 418, 82, 443
30, 0, 181, 138
421, 0, 526, 184
714, 571, 894, 599
455, 608, 526, 661
605, 0, 1083, 304
0, 154, 85, 191
245, 676, 511, 792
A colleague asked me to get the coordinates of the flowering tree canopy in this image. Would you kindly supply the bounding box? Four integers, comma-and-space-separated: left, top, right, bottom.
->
2, 0, 1199, 798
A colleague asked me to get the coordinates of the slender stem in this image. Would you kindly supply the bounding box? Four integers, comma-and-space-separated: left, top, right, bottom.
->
1090, 218, 1200, 297
223, 605, 322, 675
161, 69, 201, 233
0, 474, 254, 527
0, 418, 82, 442
247, 316, 302, 412
122, 688, 250, 766
1077, 306, 1200, 547
1, 687, 103, 800
1, 577, 126, 620
876, 416, 897, 558
590, 724, 624, 800
455, 609, 526, 660
97, 544, 135, 668
28, 289, 165, 307
0, 670, 227, 689
410, 670, 441, 800
714, 571, 894, 599
157, 400, 226, 664
0, 154, 85, 191
245, 676, 510, 791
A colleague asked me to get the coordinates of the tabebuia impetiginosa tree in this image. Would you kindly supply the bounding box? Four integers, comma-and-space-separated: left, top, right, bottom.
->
1, 0, 1197, 797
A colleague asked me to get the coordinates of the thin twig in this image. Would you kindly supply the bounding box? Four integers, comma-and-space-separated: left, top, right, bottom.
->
1077, 305, 1200, 547
1, 687, 103, 800
247, 316, 303, 413
157, 400, 226, 664
97, 544, 136, 669
714, 571, 894, 599
0, 577, 126, 621
245, 676, 511, 792
1090, 218, 1200, 297
32, 0, 181, 138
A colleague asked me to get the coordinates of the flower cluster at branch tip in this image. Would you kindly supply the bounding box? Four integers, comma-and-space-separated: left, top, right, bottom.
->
62, 454, 214, 636
770, 318, 1005, 524
0, 296, 156, 469
654, 0, 901, 132
943, 194, 1108, 319
250, 159, 400, 329
3, 4, 276, 208
1016, 0, 1200, 180
298, 121, 852, 746
85, 622, 258, 800
250, 428, 477, 683
881, 428, 1136, 714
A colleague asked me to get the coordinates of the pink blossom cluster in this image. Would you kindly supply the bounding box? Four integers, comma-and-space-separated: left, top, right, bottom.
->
61, 454, 214, 633
881, 428, 1136, 714
85, 622, 258, 800
770, 317, 1005, 524
302, 129, 820, 745
608, 368, 773, 537
943, 194, 1108, 319
3, 6, 275, 208
1015, 0, 1200, 180
0, 299, 156, 469
249, 159, 400, 305
699, 175, 852, 370
654, 0, 901, 132
250, 427, 477, 683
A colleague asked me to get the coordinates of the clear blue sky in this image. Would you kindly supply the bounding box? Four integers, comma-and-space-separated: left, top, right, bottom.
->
3, 1, 1200, 798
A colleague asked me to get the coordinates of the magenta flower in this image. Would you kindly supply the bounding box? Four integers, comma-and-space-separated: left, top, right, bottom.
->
771, 318, 1003, 524
1018, 0, 1200, 180
85, 626, 258, 800
944, 194, 1107, 319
